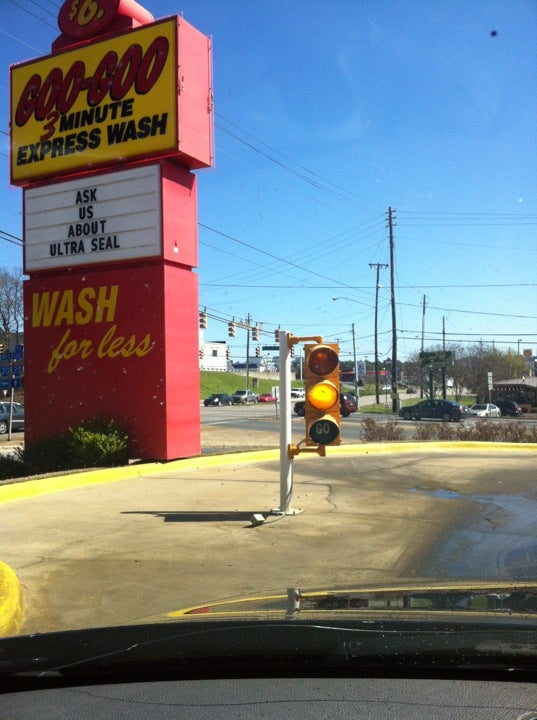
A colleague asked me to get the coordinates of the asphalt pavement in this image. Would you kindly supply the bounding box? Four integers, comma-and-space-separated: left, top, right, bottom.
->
2, 441, 537, 637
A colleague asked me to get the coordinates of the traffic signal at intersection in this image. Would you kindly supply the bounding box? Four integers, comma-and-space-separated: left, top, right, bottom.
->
303, 343, 340, 446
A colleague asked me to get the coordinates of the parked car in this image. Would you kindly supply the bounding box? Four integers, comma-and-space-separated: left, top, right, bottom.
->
293, 393, 357, 418
399, 399, 468, 422
258, 393, 277, 403
340, 392, 358, 417
232, 389, 259, 404
492, 399, 523, 417
0, 401, 24, 433
203, 393, 233, 407
290, 388, 305, 399
468, 403, 501, 418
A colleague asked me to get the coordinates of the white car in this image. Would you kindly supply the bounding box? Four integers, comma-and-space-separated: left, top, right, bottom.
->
290, 388, 305, 399
468, 403, 501, 418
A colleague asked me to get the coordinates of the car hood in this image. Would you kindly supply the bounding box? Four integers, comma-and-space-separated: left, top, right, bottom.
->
162, 580, 537, 621
3, 581, 537, 684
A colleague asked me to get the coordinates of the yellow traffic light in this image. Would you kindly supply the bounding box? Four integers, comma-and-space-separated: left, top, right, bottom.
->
304, 343, 340, 446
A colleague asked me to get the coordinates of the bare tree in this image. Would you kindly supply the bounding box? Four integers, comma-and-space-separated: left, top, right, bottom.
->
0, 267, 24, 349
449, 342, 527, 401
404, 343, 528, 401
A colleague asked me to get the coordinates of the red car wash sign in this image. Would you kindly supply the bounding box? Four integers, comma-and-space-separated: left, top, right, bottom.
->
12, 0, 212, 460
57, 0, 152, 41
11, 12, 213, 184
30, 280, 153, 376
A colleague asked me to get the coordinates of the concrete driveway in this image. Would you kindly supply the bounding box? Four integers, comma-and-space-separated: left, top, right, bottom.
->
1, 443, 537, 636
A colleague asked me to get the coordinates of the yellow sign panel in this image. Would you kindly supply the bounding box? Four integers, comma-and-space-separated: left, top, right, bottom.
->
10, 18, 178, 185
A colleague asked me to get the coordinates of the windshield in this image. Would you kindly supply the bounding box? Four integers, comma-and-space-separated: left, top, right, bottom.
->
1, 0, 536, 671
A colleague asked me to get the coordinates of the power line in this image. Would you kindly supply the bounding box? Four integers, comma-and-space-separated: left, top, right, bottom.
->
216, 114, 379, 211
399, 300, 537, 321
0, 230, 23, 247
6, 0, 57, 29
400, 329, 537, 338
199, 222, 364, 292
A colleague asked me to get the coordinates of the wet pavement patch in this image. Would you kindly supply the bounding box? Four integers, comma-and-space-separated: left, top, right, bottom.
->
412, 489, 537, 580
410, 487, 461, 499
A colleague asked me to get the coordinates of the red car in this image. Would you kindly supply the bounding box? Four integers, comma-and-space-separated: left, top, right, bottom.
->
340, 393, 358, 417
258, 393, 277, 403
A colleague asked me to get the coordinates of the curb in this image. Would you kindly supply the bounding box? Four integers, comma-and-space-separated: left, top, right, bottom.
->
0, 561, 24, 637
2, 442, 537, 507
0, 448, 281, 506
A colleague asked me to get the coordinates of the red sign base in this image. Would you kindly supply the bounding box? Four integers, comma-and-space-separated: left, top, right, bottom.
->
24, 261, 200, 460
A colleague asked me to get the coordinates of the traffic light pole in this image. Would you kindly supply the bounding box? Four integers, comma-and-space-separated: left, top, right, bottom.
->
245, 312, 251, 392
277, 330, 294, 514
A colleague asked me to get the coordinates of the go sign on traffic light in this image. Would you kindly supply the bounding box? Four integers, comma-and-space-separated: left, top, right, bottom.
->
304, 343, 340, 446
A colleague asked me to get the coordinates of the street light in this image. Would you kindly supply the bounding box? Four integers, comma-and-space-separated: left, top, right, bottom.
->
331, 296, 374, 310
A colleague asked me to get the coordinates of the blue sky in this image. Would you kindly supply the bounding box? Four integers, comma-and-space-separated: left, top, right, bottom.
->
1, 0, 536, 364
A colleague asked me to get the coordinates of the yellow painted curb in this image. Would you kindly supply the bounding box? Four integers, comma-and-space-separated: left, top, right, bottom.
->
325, 441, 537, 456
1, 442, 536, 506
0, 561, 24, 637
0, 449, 281, 505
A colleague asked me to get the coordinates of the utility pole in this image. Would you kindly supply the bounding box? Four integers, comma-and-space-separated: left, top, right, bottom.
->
387, 207, 398, 413
369, 262, 388, 404
420, 295, 426, 398
352, 322, 359, 406
442, 316, 447, 399
245, 312, 251, 391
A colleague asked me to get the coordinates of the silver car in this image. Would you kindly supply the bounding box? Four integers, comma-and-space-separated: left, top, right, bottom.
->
468, 403, 501, 418
0, 401, 24, 433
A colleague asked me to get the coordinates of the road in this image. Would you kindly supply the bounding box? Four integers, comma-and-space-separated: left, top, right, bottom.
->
199, 402, 537, 451
1, 400, 536, 454
1, 444, 537, 635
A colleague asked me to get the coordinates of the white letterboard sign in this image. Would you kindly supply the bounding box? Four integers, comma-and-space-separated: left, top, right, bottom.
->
24, 164, 162, 271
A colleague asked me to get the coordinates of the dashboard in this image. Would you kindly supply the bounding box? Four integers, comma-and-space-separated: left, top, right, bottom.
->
4, 677, 537, 719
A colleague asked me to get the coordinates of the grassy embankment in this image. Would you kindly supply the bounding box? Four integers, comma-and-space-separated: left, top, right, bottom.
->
200, 371, 477, 412
200, 371, 303, 399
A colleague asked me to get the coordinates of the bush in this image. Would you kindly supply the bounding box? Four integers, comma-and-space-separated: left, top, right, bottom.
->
528, 425, 537, 443
383, 419, 404, 441
435, 423, 456, 441
501, 422, 530, 443
0, 416, 130, 480
0, 452, 28, 480
361, 418, 403, 442
414, 423, 436, 441
67, 416, 130, 468
16, 434, 72, 475
455, 420, 501, 442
